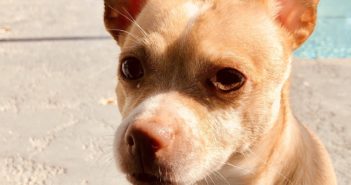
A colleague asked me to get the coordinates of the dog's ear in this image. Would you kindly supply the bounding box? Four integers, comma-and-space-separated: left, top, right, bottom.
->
104, 0, 147, 44
265, 0, 319, 50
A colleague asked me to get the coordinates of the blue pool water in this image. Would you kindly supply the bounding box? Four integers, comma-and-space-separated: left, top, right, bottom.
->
295, 0, 351, 59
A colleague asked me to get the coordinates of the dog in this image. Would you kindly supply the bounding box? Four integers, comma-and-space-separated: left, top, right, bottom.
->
103, 0, 337, 184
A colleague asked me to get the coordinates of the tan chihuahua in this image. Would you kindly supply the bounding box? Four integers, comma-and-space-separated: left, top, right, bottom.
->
103, 0, 337, 184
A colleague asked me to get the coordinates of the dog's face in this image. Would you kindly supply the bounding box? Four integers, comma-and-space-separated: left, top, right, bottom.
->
104, 0, 318, 184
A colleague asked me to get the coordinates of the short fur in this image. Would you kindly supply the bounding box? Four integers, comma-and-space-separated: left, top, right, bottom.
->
104, 0, 337, 184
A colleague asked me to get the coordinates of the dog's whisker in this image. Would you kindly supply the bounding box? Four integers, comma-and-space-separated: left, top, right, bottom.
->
198, 167, 216, 185
211, 157, 252, 174
106, 3, 148, 37
203, 176, 209, 185
224, 162, 253, 175
205, 176, 210, 185
106, 28, 140, 43
121, 7, 148, 37
213, 171, 230, 185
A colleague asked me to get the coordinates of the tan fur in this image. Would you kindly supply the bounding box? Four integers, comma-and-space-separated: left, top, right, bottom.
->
104, 0, 337, 184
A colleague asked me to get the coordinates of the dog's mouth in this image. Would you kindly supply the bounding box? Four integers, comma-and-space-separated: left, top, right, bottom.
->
127, 173, 173, 185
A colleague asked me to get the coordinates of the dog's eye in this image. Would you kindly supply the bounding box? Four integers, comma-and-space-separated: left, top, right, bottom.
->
121, 57, 144, 80
209, 68, 245, 92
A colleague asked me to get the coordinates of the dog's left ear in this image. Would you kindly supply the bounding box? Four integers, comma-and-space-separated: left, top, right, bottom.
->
104, 0, 147, 45
265, 0, 319, 50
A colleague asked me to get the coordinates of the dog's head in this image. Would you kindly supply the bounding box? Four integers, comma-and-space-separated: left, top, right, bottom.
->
104, 0, 318, 184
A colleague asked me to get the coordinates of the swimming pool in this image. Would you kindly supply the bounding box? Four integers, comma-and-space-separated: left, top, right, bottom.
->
295, 0, 351, 59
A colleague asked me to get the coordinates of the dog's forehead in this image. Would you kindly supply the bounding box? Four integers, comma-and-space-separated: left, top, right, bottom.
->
138, 1, 257, 39
124, 0, 287, 81
193, 1, 287, 72
195, 2, 279, 52
136, 0, 212, 43
137, 0, 284, 57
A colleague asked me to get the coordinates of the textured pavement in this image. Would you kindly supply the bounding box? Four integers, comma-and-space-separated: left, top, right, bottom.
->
0, 0, 350, 184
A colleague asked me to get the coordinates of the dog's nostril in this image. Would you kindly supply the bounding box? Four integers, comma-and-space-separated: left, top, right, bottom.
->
150, 141, 161, 151
125, 122, 175, 160
127, 135, 135, 146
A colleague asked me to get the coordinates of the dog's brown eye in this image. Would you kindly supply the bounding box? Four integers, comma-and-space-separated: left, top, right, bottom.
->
121, 57, 144, 80
209, 68, 245, 92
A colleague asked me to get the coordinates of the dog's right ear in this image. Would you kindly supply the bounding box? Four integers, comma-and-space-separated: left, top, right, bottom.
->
104, 0, 147, 45
263, 0, 319, 50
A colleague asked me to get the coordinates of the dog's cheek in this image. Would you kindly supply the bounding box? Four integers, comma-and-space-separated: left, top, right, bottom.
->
187, 108, 246, 180
258, 61, 292, 133
209, 108, 244, 153
238, 88, 283, 147
116, 83, 126, 114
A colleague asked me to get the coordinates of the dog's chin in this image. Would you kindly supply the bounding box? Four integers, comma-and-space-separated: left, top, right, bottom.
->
126, 173, 185, 185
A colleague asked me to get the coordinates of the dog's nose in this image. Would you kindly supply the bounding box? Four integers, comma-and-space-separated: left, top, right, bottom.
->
125, 120, 174, 164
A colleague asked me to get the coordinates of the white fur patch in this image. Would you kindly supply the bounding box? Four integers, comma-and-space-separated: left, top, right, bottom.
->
183, 2, 201, 18
124, 93, 199, 132
210, 108, 242, 135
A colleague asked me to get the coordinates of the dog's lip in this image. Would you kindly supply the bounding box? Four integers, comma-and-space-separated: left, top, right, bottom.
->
127, 173, 172, 185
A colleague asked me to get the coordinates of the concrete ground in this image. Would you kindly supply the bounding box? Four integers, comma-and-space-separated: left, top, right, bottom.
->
0, 0, 350, 185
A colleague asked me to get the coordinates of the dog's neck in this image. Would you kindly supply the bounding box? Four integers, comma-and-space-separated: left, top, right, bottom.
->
214, 81, 327, 185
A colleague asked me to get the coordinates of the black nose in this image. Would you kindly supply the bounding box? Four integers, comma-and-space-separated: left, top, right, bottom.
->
125, 121, 174, 171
